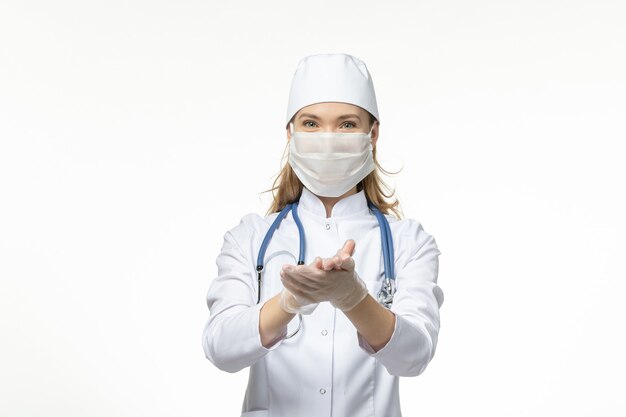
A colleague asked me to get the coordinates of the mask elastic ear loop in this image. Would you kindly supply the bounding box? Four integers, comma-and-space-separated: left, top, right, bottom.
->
367, 122, 376, 145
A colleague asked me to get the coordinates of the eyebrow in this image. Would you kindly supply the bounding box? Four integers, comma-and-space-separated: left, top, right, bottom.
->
297, 113, 362, 121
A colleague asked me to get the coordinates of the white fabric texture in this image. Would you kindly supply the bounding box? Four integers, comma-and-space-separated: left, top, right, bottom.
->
202, 187, 443, 417
285, 53, 380, 127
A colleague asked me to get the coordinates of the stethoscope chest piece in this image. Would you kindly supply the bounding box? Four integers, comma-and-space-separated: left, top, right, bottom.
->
377, 277, 395, 310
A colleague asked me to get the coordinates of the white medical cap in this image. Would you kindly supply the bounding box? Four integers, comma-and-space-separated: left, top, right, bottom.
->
285, 53, 380, 128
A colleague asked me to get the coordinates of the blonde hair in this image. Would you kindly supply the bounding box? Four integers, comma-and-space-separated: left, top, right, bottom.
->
263, 113, 403, 219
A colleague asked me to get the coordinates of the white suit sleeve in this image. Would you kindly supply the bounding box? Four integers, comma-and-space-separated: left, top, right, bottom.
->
356, 220, 444, 377
202, 218, 288, 373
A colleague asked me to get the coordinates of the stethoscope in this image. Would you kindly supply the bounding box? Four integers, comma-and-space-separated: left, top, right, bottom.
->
255, 199, 396, 339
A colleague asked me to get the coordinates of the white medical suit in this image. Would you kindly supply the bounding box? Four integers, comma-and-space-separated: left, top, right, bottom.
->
202, 187, 443, 417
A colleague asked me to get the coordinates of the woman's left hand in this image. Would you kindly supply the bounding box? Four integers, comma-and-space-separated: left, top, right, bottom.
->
280, 239, 369, 312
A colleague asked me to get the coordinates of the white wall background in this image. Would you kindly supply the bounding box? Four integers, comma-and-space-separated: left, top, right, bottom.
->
1, 0, 625, 415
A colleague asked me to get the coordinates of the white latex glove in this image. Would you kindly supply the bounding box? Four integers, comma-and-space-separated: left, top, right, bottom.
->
278, 287, 319, 315
280, 240, 369, 312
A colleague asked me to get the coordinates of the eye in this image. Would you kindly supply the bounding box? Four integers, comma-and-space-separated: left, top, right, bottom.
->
303, 120, 318, 128
341, 122, 356, 129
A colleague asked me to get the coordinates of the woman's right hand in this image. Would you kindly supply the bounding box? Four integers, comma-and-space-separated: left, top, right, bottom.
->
278, 287, 319, 315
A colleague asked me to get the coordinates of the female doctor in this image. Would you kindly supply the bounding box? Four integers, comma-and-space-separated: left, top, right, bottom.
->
202, 53, 444, 417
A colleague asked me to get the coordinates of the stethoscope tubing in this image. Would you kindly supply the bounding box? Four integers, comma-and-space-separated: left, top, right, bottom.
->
254, 199, 395, 338
368, 201, 395, 279
290, 202, 306, 265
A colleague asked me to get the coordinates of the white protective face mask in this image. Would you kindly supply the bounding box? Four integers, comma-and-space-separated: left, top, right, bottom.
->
287, 122, 375, 197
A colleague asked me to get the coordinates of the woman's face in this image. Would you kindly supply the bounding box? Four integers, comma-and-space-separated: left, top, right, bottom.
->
286, 102, 378, 147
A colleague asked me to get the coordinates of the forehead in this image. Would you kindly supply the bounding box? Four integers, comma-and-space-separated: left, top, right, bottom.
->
295, 102, 367, 118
